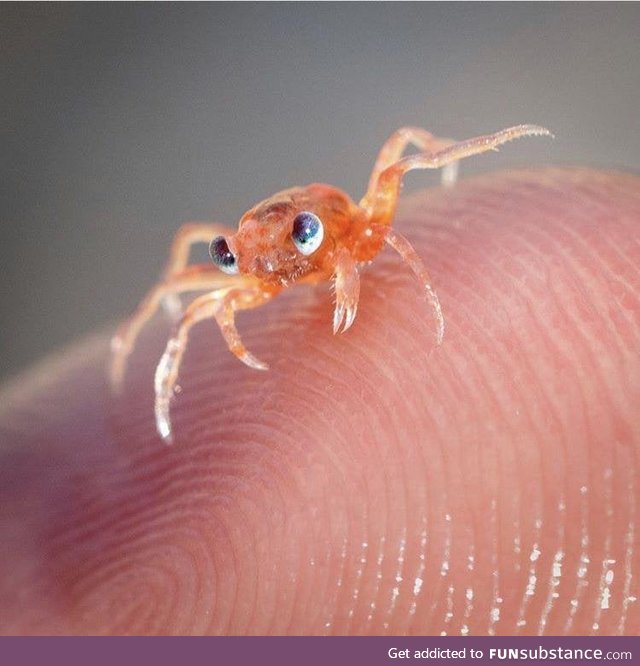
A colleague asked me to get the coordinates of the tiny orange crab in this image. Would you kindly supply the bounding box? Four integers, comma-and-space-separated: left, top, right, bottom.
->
110, 124, 551, 442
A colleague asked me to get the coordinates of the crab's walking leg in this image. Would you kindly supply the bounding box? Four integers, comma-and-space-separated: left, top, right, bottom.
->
160, 222, 234, 319
155, 282, 275, 443
372, 223, 444, 346
333, 247, 361, 334
362, 124, 552, 224
366, 127, 458, 201
109, 265, 234, 392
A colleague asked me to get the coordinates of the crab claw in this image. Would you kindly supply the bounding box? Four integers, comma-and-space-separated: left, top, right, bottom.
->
332, 248, 361, 335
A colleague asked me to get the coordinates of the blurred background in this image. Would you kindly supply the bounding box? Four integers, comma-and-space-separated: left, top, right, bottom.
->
2, 3, 639, 381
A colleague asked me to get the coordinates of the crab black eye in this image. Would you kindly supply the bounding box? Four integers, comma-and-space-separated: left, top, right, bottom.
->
291, 211, 324, 255
209, 236, 239, 275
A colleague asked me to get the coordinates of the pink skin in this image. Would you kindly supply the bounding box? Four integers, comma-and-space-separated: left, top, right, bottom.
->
1, 167, 639, 635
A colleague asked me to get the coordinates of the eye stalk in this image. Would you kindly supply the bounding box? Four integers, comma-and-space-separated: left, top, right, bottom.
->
209, 236, 239, 275
291, 212, 324, 256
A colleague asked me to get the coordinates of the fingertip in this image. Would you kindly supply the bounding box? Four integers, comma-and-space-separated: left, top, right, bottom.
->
2, 168, 639, 635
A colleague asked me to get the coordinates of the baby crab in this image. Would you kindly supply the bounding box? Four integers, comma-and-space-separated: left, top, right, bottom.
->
110, 124, 551, 442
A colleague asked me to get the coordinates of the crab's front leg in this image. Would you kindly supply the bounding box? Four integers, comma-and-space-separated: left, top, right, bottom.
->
160, 222, 235, 320
155, 278, 276, 443
110, 265, 236, 392
332, 246, 361, 334
372, 224, 444, 345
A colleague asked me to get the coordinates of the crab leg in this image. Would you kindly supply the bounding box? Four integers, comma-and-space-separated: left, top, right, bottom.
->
365, 126, 458, 202
155, 282, 276, 443
109, 265, 235, 392
372, 224, 445, 346
159, 222, 234, 319
362, 124, 552, 224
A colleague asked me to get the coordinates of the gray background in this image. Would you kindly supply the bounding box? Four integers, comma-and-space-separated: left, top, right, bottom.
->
2, 3, 639, 380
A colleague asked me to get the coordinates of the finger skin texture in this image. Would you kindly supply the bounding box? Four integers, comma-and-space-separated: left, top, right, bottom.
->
1, 168, 639, 636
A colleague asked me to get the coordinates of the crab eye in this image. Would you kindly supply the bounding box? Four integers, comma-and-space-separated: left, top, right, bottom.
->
291, 212, 324, 256
209, 236, 239, 275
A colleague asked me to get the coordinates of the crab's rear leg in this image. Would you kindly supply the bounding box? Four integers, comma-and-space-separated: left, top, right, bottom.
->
155, 281, 276, 443
365, 127, 458, 207
361, 124, 552, 224
160, 222, 234, 319
361, 125, 551, 343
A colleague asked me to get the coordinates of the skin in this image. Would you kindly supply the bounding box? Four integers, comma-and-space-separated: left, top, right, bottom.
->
0, 167, 639, 635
